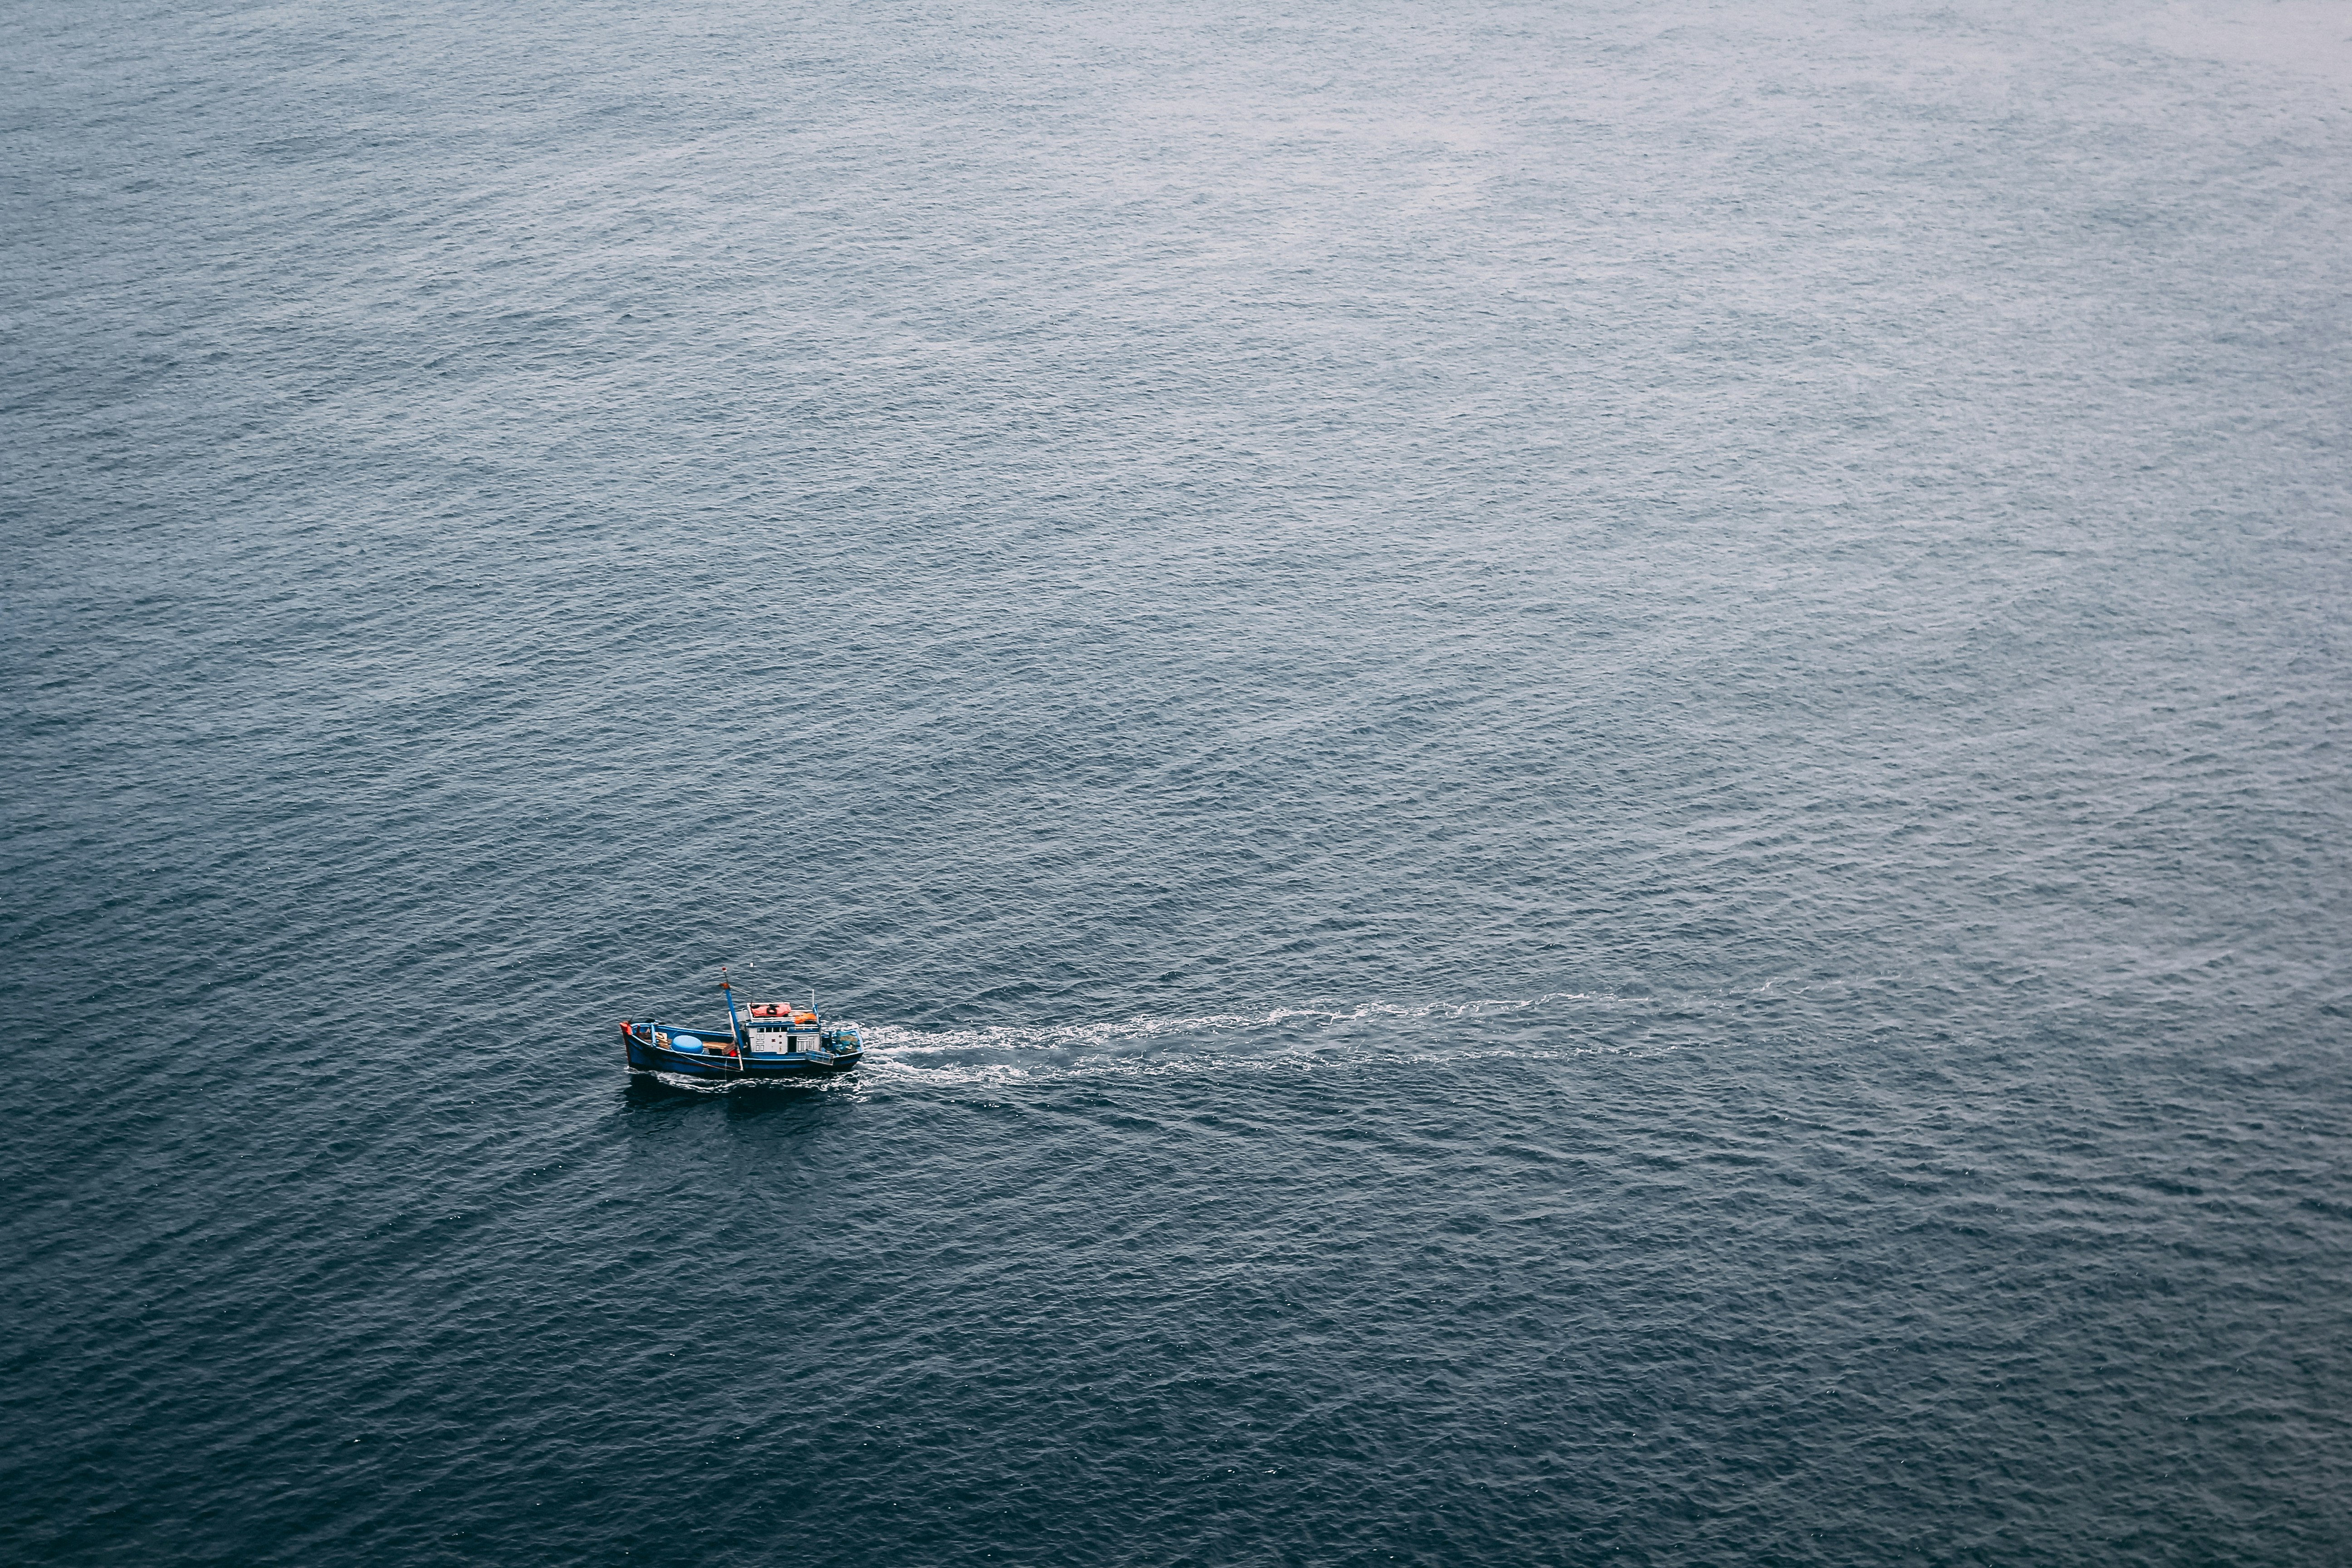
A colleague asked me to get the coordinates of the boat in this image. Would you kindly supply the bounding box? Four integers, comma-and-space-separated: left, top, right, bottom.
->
620, 971, 863, 1080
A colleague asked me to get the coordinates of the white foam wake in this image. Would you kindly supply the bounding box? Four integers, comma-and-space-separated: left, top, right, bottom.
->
857, 989, 1618, 1058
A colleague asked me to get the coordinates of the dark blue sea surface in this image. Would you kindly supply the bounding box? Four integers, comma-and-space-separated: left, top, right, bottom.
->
5, 0, 2350, 1562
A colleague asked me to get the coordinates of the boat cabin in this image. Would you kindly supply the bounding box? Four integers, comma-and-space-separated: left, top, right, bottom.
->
742, 1001, 824, 1055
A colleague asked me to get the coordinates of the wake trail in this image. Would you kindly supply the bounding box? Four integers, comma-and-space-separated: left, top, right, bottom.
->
859, 989, 1622, 1059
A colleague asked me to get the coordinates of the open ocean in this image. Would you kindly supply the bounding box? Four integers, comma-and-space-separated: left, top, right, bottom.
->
5, 1, 2350, 1562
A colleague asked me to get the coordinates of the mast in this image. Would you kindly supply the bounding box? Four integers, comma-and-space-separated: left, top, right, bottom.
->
720, 967, 745, 1046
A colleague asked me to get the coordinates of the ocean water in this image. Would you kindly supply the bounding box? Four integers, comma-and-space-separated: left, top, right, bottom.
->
5, 0, 2349, 1561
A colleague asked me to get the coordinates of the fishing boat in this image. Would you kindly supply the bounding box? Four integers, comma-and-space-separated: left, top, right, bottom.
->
620, 972, 862, 1080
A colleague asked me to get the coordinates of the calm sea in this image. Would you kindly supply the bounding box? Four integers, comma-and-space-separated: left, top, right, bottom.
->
5, 1, 2348, 1562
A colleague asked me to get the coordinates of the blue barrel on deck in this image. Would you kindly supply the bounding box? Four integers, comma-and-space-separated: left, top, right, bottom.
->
669, 1035, 705, 1054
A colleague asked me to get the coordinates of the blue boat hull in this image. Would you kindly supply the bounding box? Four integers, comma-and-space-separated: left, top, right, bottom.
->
623, 1034, 859, 1079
